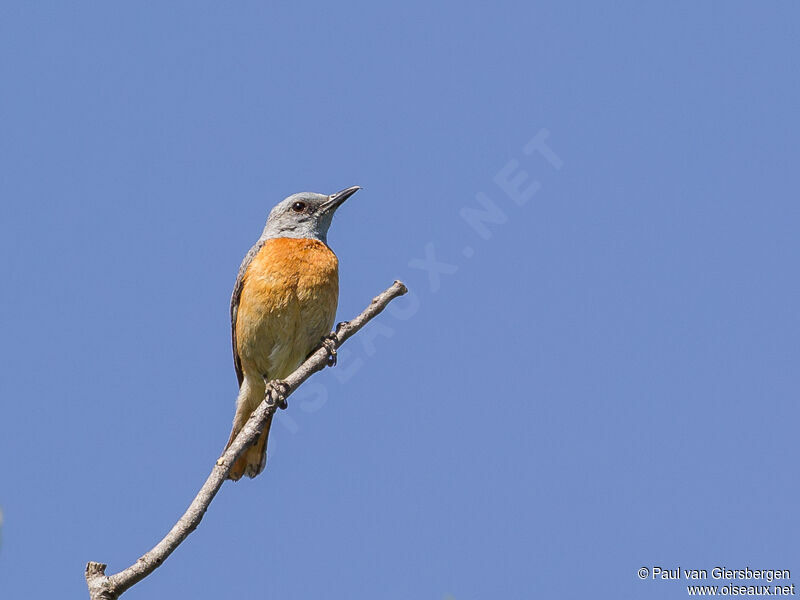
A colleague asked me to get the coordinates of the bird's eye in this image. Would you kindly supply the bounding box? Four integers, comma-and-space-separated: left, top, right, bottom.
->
291, 202, 306, 212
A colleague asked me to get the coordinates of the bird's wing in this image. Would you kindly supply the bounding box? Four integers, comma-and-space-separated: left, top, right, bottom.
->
231, 240, 265, 387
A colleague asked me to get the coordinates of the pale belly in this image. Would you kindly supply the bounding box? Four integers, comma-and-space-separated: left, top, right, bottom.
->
237, 290, 336, 380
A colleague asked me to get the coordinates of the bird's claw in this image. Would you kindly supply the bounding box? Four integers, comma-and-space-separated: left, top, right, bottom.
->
321, 322, 349, 367
322, 334, 338, 367
264, 378, 290, 410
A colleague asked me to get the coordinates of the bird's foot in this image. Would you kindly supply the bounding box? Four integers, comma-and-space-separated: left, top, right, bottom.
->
321, 333, 338, 367
263, 378, 290, 410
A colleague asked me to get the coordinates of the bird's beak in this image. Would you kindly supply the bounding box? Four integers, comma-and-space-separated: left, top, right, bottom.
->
323, 185, 361, 212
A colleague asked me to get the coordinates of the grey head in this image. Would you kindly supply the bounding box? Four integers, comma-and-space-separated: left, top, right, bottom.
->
259, 185, 360, 245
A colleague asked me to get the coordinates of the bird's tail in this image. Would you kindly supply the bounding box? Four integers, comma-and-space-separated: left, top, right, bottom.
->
225, 379, 273, 481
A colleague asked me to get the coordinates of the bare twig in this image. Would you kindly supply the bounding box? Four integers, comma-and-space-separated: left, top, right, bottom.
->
85, 281, 409, 600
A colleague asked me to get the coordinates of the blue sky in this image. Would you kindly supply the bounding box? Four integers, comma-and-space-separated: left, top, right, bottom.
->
1, 2, 798, 599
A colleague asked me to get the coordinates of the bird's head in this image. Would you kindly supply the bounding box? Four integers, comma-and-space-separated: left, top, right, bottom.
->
260, 185, 360, 244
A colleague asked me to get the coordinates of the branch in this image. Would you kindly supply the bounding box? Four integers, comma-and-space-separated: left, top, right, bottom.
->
85, 280, 409, 600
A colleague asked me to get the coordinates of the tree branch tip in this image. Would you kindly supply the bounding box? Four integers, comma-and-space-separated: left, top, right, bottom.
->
86, 562, 107, 576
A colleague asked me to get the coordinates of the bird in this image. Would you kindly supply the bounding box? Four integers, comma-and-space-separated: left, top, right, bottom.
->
224, 185, 360, 480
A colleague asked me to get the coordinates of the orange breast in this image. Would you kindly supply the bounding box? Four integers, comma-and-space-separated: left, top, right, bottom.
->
235, 237, 339, 380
